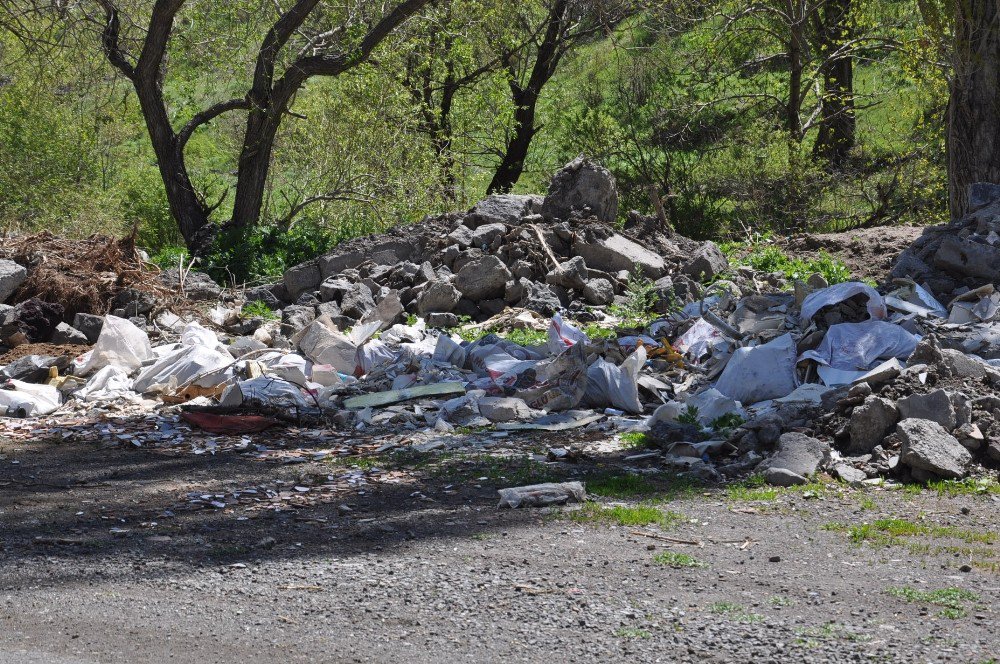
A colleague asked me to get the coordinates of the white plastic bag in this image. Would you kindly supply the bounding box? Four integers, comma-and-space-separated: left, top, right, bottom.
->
74, 365, 134, 402
715, 333, 798, 405
800, 282, 886, 322
219, 376, 312, 409
0, 380, 60, 416
132, 344, 233, 393
798, 320, 920, 371
582, 346, 646, 414
180, 320, 220, 348
674, 317, 725, 361
73, 315, 153, 376
547, 314, 588, 356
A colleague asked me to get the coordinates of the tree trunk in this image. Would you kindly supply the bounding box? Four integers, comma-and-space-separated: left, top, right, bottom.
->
948, 0, 1000, 218
785, 0, 806, 142
487, 90, 538, 194
231, 105, 282, 231
813, 0, 855, 166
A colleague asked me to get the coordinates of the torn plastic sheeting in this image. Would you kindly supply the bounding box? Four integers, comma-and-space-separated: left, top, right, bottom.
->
547, 313, 588, 355
514, 342, 589, 412
816, 366, 868, 387
295, 319, 361, 376
497, 481, 586, 508
73, 315, 153, 376
0, 380, 60, 417
180, 321, 221, 348
467, 336, 542, 374
74, 365, 134, 402
885, 283, 947, 318
798, 320, 920, 371
132, 344, 234, 394
581, 346, 646, 414
343, 381, 466, 409
496, 410, 603, 431
220, 376, 313, 410
685, 388, 747, 425
674, 317, 726, 361
356, 338, 399, 375
714, 333, 798, 405
432, 334, 467, 368
800, 282, 886, 323
264, 353, 309, 385
179, 411, 279, 434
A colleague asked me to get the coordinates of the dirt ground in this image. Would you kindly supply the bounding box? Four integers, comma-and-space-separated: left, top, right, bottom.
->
775, 225, 924, 283
1, 426, 997, 663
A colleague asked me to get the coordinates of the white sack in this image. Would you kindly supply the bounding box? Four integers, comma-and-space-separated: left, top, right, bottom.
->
798, 320, 919, 371
73, 315, 153, 376
714, 333, 798, 405
800, 282, 886, 322
0, 380, 60, 416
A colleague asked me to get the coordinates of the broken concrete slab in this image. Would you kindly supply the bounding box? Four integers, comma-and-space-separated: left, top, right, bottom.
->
477, 396, 534, 422
545, 257, 588, 291
283, 261, 322, 300
0, 259, 27, 303
932, 235, 1000, 281
896, 389, 956, 430
417, 281, 462, 315
455, 255, 511, 301
681, 242, 728, 282
542, 157, 618, 224
760, 432, 830, 486
897, 418, 971, 479
572, 234, 666, 279
847, 396, 898, 454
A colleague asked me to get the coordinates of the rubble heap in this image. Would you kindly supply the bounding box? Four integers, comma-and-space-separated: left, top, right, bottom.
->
2, 160, 1000, 492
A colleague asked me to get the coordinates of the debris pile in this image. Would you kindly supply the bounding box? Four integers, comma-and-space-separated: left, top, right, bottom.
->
2, 160, 1000, 493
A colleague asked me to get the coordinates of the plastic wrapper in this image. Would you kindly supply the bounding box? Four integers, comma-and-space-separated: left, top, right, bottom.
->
133, 344, 234, 394
0, 380, 60, 417
798, 320, 920, 371
582, 346, 646, 414
800, 282, 886, 322
714, 333, 798, 405
497, 481, 586, 508
72, 315, 153, 376
547, 313, 588, 355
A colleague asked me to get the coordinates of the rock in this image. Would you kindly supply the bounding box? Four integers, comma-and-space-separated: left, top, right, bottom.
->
111, 288, 156, 316
244, 285, 282, 311
832, 463, 867, 486
72, 313, 105, 344
940, 348, 987, 379
847, 396, 898, 454
471, 223, 507, 248
968, 181, 1000, 210
572, 233, 666, 278
764, 467, 808, 487
426, 312, 459, 328
340, 283, 375, 319
806, 273, 829, 290
228, 336, 267, 357
454, 255, 511, 301
545, 257, 588, 291
542, 156, 619, 223
319, 277, 352, 303
316, 301, 341, 319
896, 389, 956, 430
518, 281, 562, 316
477, 397, 534, 422
907, 334, 943, 366
447, 225, 475, 248
0, 259, 27, 303
987, 440, 1000, 463
283, 261, 322, 300
470, 193, 539, 224
954, 423, 984, 451
360, 290, 404, 330
50, 322, 89, 345
159, 268, 221, 301
897, 418, 971, 479
296, 291, 320, 306
760, 432, 830, 485
681, 242, 729, 282
933, 235, 1000, 281
281, 305, 316, 336
317, 249, 366, 279
889, 249, 934, 282
582, 278, 615, 305
417, 281, 462, 314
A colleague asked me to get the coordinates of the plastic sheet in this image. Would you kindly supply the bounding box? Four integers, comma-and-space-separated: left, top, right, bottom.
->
497, 481, 586, 508
714, 333, 798, 405
133, 344, 234, 394
800, 282, 886, 322
582, 346, 646, 414
0, 380, 60, 417
75, 365, 134, 402
798, 320, 920, 371
73, 315, 153, 376
547, 314, 588, 355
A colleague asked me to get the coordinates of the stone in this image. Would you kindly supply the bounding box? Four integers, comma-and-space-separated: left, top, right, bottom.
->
471, 223, 507, 248
847, 396, 898, 454
470, 193, 539, 224
417, 280, 462, 314
244, 285, 282, 311
426, 312, 459, 328
680, 241, 729, 282
832, 463, 867, 486
933, 235, 1000, 281
896, 389, 956, 430
987, 440, 1000, 463
50, 322, 89, 345
0, 259, 27, 303
572, 233, 666, 278
360, 290, 404, 330
518, 281, 562, 316
72, 313, 104, 344
761, 432, 830, 485
281, 305, 316, 336
763, 467, 808, 487
897, 418, 971, 479
477, 396, 534, 422
296, 291, 320, 306
447, 225, 475, 248
542, 156, 619, 223
340, 283, 375, 319
111, 288, 157, 316
160, 268, 221, 301
478, 298, 506, 317
806, 273, 829, 290
582, 278, 615, 305
505, 278, 527, 305
228, 336, 267, 358
968, 181, 1000, 210
283, 261, 322, 300
319, 277, 352, 303
889, 249, 934, 282
454, 255, 511, 301
954, 423, 984, 451
940, 348, 986, 379
907, 334, 944, 366
545, 257, 588, 291
317, 301, 341, 319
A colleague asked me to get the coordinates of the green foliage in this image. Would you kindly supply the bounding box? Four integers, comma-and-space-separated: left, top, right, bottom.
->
500, 328, 548, 347
652, 551, 706, 569
725, 244, 852, 284
242, 300, 278, 321
610, 266, 658, 326
886, 586, 978, 619
677, 405, 700, 425
586, 472, 656, 496
709, 413, 745, 432
618, 432, 650, 450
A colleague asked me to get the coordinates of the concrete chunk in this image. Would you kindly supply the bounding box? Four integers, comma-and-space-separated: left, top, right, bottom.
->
0, 259, 27, 303
897, 418, 971, 479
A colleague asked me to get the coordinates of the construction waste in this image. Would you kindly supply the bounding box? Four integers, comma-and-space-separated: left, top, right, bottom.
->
2, 159, 1000, 490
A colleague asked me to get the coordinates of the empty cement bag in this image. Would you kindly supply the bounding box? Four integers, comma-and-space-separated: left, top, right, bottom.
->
582, 345, 646, 414
800, 282, 886, 323
72, 315, 153, 376
0, 380, 60, 417
132, 344, 234, 394
497, 482, 586, 508
714, 333, 798, 405
798, 320, 920, 371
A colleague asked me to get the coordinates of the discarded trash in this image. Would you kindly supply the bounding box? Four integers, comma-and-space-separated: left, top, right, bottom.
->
715, 334, 798, 405
344, 382, 466, 409
497, 481, 586, 508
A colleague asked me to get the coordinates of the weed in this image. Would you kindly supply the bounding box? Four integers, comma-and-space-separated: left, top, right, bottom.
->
769, 595, 793, 607
724, 243, 851, 285
500, 328, 548, 347
571, 503, 684, 528
610, 265, 657, 326
405, 313, 419, 326
859, 496, 877, 511
725, 475, 778, 502
709, 602, 763, 623
886, 586, 978, 618
619, 432, 649, 449
708, 412, 745, 432
582, 324, 618, 341
925, 478, 1000, 497
241, 299, 278, 320
653, 551, 706, 568
327, 455, 385, 471
677, 405, 700, 426
614, 627, 651, 639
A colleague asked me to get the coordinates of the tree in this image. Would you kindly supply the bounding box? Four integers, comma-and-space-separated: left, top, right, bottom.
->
486, 0, 634, 194
5, 0, 434, 253
812, 0, 855, 165
947, 0, 1000, 218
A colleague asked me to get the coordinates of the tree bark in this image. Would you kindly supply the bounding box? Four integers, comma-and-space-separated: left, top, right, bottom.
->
813, 0, 855, 166
785, 0, 806, 142
948, 0, 1000, 218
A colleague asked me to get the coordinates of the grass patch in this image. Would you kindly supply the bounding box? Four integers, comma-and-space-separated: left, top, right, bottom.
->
614, 627, 651, 639
886, 586, 979, 619
619, 432, 650, 449
241, 299, 278, 320
725, 475, 779, 502
721, 242, 851, 285
326, 455, 386, 471
653, 551, 706, 568
582, 324, 618, 341
571, 502, 684, 528
925, 478, 1000, 497
859, 496, 877, 511
587, 473, 658, 498
795, 622, 872, 644
499, 328, 548, 347
709, 602, 763, 623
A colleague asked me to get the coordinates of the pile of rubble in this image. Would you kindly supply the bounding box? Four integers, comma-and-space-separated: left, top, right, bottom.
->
2, 159, 1000, 492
